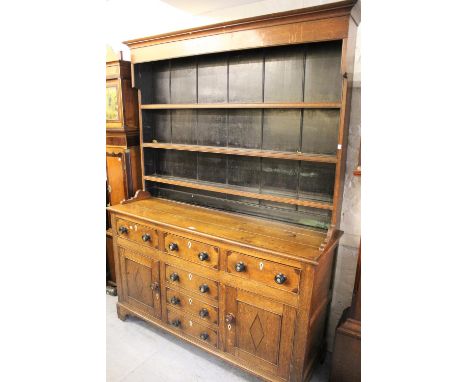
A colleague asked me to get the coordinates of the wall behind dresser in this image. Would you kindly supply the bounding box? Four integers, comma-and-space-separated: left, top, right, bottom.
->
105, 0, 361, 350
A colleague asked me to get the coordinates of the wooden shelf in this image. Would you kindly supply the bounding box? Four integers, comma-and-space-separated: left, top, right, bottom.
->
140, 102, 341, 110
142, 143, 337, 164
144, 175, 334, 210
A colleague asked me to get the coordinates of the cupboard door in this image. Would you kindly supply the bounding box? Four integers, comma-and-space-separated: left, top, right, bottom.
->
106, 151, 129, 206
119, 247, 161, 318
225, 287, 296, 379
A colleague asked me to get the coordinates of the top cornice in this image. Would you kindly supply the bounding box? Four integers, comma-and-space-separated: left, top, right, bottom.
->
123, 0, 357, 49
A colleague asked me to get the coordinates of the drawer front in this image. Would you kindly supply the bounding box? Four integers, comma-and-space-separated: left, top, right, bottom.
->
226, 252, 301, 293
116, 218, 158, 248
165, 264, 219, 301
166, 287, 219, 326
167, 308, 218, 348
106, 65, 120, 78
164, 233, 219, 270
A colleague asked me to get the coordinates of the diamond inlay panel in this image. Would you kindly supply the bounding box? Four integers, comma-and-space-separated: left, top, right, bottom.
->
249, 314, 264, 349
237, 301, 282, 365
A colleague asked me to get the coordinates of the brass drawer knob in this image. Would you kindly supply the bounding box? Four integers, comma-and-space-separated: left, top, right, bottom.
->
200, 332, 209, 341
198, 252, 209, 261
170, 296, 180, 305
199, 284, 209, 293
275, 273, 287, 284
142, 233, 151, 242
199, 308, 209, 318
118, 226, 128, 234
169, 273, 179, 282
171, 319, 181, 328
235, 262, 246, 272
169, 242, 178, 251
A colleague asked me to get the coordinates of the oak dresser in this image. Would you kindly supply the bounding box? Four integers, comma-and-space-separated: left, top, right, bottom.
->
108, 2, 358, 381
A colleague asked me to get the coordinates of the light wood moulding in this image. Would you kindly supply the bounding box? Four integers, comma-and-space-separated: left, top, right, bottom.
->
142, 143, 337, 164
144, 175, 334, 210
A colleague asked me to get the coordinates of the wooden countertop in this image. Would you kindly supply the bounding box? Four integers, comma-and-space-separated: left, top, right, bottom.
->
108, 197, 342, 264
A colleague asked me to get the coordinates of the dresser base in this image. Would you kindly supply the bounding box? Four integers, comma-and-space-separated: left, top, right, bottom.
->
108, 197, 341, 382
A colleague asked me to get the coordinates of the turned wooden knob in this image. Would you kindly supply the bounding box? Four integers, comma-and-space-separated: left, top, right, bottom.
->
235, 262, 246, 272
198, 252, 209, 261
199, 308, 209, 318
275, 273, 287, 284
170, 296, 180, 305
225, 313, 235, 324
150, 282, 160, 292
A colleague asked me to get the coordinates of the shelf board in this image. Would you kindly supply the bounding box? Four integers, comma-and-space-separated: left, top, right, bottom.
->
142, 143, 337, 164
144, 175, 334, 210
140, 102, 341, 110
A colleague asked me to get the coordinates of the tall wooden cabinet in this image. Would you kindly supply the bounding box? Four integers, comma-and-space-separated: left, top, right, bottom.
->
108, 2, 358, 381
106, 48, 141, 285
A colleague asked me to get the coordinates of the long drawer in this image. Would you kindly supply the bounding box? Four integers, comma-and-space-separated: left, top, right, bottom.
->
167, 308, 218, 348
165, 264, 219, 301
226, 251, 301, 293
166, 287, 219, 326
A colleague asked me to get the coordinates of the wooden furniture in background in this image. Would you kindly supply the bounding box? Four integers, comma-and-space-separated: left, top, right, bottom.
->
330, 245, 361, 382
106, 47, 141, 287
330, 144, 361, 382
108, 2, 359, 381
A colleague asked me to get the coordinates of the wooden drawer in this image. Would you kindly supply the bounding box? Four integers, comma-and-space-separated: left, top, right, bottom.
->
164, 233, 219, 270
165, 264, 219, 301
226, 251, 301, 293
167, 308, 218, 348
166, 287, 219, 326
106, 64, 120, 78
115, 218, 158, 248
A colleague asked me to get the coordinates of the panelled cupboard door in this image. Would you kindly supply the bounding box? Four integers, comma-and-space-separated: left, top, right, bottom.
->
106, 152, 127, 205
225, 287, 296, 379
119, 247, 161, 318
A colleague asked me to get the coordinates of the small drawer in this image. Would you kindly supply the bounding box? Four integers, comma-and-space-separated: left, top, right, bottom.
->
167, 308, 218, 348
226, 251, 301, 293
166, 287, 219, 326
165, 264, 219, 301
116, 218, 158, 248
106, 65, 120, 78
164, 233, 219, 270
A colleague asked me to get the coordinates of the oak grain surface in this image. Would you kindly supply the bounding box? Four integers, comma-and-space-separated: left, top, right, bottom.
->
111, 3, 357, 381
